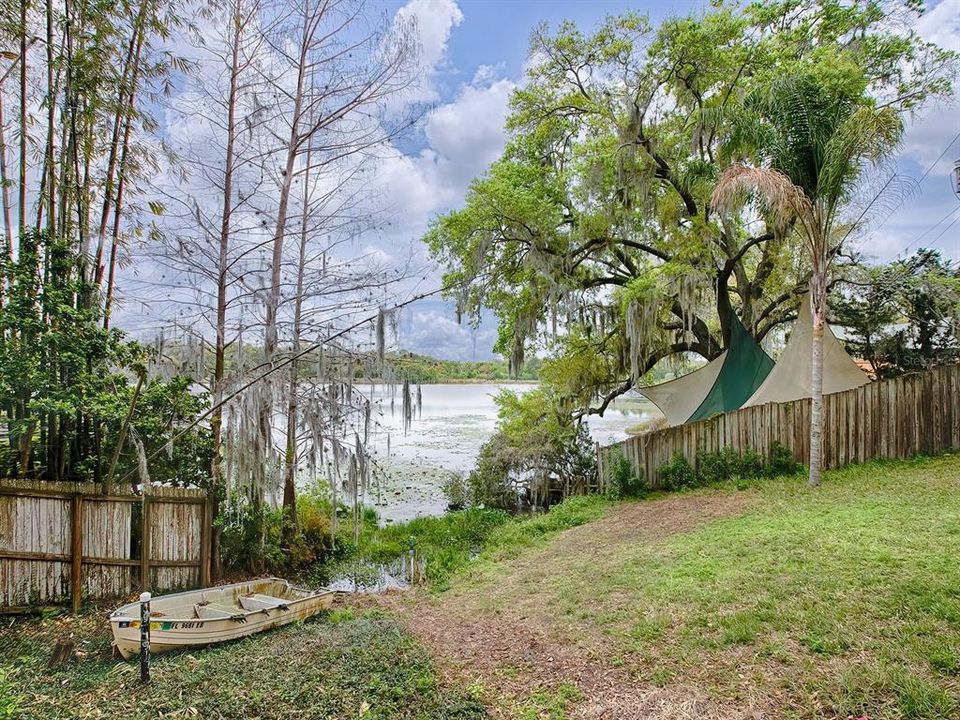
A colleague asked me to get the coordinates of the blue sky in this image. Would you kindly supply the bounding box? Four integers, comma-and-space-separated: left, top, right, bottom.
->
377, 0, 959, 361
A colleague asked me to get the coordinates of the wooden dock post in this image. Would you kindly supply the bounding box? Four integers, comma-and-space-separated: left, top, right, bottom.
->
139, 591, 151, 684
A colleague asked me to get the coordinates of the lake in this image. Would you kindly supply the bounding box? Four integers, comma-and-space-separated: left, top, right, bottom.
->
358, 383, 659, 523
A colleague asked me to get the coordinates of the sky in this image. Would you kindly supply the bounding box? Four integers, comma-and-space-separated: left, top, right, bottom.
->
122, 0, 960, 362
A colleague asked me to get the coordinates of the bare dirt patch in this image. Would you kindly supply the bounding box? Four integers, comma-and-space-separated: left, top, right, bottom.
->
381, 489, 761, 719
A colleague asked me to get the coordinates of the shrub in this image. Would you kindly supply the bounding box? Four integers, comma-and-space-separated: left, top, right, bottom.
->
736, 449, 765, 479
442, 472, 470, 510
606, 452, 647, 499
219, 491, 345, 572
217, 500, 286, 573
466, 390, 597, 511
766, 441, 802, 477
289, 494, 335, 565
697, 447, 741, 484
665, 443, 803, 492
659, 452, 698, 491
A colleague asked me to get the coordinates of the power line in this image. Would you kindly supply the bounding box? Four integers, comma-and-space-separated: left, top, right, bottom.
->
848, 129, 960, 255
899, 204, 960, 255
927, 212, 959, 249
916, 130, 960, 187
893, 129, 960, 257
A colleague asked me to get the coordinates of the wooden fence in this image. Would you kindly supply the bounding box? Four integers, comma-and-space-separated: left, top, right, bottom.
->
0, 481, 212, 611
598, 363, 960, 489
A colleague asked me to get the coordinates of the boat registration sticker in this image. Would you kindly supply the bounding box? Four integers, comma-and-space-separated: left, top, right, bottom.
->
118, 621, 202, 630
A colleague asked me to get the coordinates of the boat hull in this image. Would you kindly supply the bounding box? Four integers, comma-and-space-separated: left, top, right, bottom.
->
109, 578, 335, 660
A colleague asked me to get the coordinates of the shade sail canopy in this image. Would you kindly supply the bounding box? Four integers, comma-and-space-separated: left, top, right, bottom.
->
638, 313, 774, 426
743, 294, 870, 408
688, 315, 775, 422
638, 351, 727, 427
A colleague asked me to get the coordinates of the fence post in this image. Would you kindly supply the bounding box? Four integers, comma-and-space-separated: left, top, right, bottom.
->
407, 537, 416, 584
71, 495, 83, 614
139, 591, 151, 684
594, 442, 603, 494
199, 495, 211, 587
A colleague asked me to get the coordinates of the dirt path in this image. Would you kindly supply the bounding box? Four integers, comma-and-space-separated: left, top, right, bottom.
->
384, 490, 764, 719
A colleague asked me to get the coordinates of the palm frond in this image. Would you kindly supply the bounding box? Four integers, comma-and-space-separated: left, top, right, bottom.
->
818, 105, 903, 205
711, 163, 811, 224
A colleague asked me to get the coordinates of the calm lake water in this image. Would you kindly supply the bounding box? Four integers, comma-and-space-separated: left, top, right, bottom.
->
358, 383, 658, 523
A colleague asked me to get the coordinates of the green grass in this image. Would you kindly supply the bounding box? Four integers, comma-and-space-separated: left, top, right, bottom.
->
514, 682, 583, 720
439, 454, 960, 719
0, 609, 484, 720
332, 494, 609, 591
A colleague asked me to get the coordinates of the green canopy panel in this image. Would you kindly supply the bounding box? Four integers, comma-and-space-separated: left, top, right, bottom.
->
637, 313, 774, 427
687, 313, 774, 422
743, 293, 869, 408
637, 351, 727, 427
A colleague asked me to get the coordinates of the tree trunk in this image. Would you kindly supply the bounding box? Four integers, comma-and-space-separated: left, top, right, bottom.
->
281, 142, 313, 548
18, 0, 28, 237
808, 277, 826, 487
209, 0, 245, 580
259, 9, 308, 515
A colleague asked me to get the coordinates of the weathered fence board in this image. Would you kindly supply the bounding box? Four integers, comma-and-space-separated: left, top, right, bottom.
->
0, 481, 210, 610
598, 364, 960, 489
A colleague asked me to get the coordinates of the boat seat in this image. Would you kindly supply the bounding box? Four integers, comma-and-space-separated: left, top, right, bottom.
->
239, 593, 290, 612
194, 603, 245, 620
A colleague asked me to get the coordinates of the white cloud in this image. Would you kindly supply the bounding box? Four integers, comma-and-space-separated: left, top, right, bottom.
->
901, 0, 960, 176
917, 0, 960, 51
375, 70, 515, 235
401, 307, 498, 360
867, 0, 960, 263
423, 72, 514, 190
902, 105, 959, 176
392, 0, 464, 106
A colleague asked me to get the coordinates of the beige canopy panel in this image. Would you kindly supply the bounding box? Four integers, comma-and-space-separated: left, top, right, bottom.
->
743, 294, 869, 408
638, 351, 727, 427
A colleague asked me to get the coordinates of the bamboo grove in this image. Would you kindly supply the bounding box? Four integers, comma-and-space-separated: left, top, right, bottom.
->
0, 0, 201, 483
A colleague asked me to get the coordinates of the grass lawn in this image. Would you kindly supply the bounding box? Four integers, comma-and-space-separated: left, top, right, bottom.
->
0, 606, 484, 719
5, 454, 960, 719
433, 454, 960, 719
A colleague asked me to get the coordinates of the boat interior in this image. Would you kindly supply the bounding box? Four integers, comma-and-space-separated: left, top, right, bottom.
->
115, 578, 316, 622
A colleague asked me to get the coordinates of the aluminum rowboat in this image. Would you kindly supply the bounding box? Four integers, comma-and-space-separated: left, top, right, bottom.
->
109, 577, 335, 659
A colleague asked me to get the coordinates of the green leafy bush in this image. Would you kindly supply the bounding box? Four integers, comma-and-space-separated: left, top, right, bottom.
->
441, 472, 471, 510
219, 491, 345, 572
697, 447, 740, 484
288, 494, 336, 566
766, 441, 802, 477
669, 443, 804, 491
660, 452, 698, 491
467, 390, 596, 510
734, 449, 764, 479
606, 452, 647, 499
218, 501, 286, 573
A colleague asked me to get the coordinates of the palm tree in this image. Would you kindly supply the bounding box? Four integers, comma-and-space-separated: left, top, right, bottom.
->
712, 73, 902, 486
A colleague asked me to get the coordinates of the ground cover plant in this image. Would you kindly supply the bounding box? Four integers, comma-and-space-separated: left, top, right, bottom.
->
327, 494, 608, 592
0, 607, 484, 720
